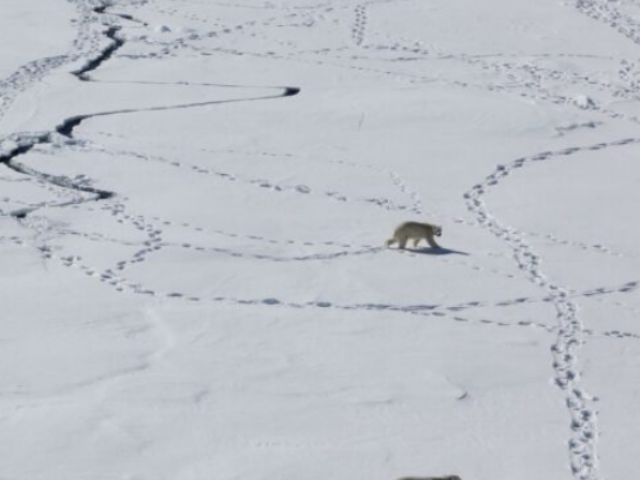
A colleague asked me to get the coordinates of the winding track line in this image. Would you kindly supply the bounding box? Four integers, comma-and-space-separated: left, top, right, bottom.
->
464, 137, 640, 480
27, 202, 640, 345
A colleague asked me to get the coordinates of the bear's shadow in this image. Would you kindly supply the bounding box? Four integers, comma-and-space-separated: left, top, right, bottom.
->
406, 246, 469, 256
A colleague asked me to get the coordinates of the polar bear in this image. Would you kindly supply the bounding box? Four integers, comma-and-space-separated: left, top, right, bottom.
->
386, 221, 442, 249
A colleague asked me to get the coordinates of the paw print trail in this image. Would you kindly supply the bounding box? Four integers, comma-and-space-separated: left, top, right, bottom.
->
574, 0, 640, 47
71, 141, 420, 214
463, 137, 640, 480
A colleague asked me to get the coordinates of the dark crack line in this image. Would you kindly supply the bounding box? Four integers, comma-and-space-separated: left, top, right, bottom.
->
3, 85, 299, 218
55, 87, 300, 139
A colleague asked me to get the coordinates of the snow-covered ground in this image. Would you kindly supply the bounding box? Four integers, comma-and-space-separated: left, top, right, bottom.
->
1, 1, 640, 480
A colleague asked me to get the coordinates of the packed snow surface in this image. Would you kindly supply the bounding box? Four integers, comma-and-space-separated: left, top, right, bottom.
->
1, 1, 640, 480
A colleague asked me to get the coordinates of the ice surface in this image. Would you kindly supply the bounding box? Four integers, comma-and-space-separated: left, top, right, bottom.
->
1, 1, 640, 480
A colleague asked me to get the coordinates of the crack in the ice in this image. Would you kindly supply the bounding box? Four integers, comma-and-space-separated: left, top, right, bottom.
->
0, 1, 301, 219
73, 25, 125, 81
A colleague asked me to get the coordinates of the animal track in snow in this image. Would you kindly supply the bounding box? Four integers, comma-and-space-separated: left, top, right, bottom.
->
352, 4, 368, 46
26, 131, 640, 357
38, 192, 640, 345
524, 228, 640, 260
574, 0, 640, 47
463, 137, 640, 480
77, 139, 420, 214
